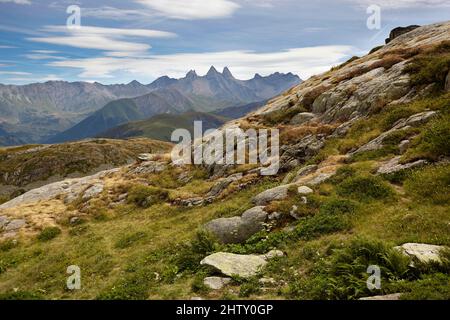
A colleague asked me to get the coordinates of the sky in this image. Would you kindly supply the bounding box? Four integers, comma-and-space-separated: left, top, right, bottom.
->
0, 0, 449, 84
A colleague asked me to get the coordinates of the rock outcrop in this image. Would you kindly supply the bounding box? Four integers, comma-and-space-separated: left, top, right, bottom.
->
395, 243, 446, 264
377, 157, 427, 175
204, 206, 268, 244
200, 250, 284, 278
385, 25, 420, 44
252, 185, 290, 206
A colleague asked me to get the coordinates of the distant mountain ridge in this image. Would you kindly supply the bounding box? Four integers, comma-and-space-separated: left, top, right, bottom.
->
47, 67, 301, 143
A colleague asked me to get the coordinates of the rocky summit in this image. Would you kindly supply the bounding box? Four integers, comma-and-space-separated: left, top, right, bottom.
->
0, 22, 449, 301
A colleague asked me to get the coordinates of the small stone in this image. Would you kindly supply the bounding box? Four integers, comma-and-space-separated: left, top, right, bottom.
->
268, 212, 281, 220
203, 277, 231, 290
399, 140, 410, 154
5, 219, 26, 231
359, 293, 402, 300
297, 186, 313, 195
82, 184, 104, 201
0, 216, 10, 229
69, 217, 80, 225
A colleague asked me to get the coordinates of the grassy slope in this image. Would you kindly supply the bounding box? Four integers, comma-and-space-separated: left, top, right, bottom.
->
98, 112, 229, 142
0, 41, 449, 301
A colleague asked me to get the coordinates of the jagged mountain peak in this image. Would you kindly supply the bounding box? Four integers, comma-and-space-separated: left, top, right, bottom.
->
206, 66, 220, 77
222, 67, 234, 79
185, 70, 198, 79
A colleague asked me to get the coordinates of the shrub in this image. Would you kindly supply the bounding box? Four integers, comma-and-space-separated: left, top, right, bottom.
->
329, 166, 357, 185
336, 175, 394, 201
288, 238, 411, 300
262, 105, 307, 125
295, 198, 357, 240
37, 227, 61, 241
127, 185, 169, 208
191, 273, 210, 294
404, 163, 450, 205
239, 278, 261, 297
404, 114, 450, 161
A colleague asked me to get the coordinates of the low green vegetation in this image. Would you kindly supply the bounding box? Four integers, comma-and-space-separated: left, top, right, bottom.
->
37, 227, 61, 242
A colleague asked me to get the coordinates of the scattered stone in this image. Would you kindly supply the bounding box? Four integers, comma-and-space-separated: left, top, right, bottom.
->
117, 193, 128, 202
82, 183, 104, 201
207, 173, 243, 198
203, 277, 231, 290
177, 196, 215, 207
0, 216, 10, 229
69, 217, 81, 225
360, 293, 402, 300
399, 140, 410, 154
129, 161, 166, 175
137, 153, 158, 162
268, 212, 281, 221
177, 172, 192, 184
252, 185, 290, 206
377, 156, 427, 175
395, 243, 445, 264
4, 219, 26, 232
293, 165, 318, 182
259, 278, 277, 286
297, 186, 313, 195
200, 250, 284, 278
290, 112, 316, 125
204, 206, 268, 244
279, 135, 324, 172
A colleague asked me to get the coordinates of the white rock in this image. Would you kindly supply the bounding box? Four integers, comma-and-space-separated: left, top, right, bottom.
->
395, 243, 445, 264
203, 277, 231, 290
297, 186, 313, 195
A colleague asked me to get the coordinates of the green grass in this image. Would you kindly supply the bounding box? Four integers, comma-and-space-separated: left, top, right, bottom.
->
37, 227, 62, 242
336, 175, 394, 201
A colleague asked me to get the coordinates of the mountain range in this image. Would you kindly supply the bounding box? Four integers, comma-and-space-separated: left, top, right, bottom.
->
47, 67, 300, 143
0, 68, 300, 146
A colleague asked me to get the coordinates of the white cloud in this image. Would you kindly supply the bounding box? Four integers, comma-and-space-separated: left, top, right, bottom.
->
0, 45, 16, 48
28, 35, 151, 52
23, 53, 65, 60
0, 0, 31, 5
42, 25, 176, 39
135, 0, 240, 19
347, 0, 450, 8
0, 71, 31, 75
48, 45, 355, 81
27, 25, 175, 53
82, 6, 155, 21
3, 74, 63, 84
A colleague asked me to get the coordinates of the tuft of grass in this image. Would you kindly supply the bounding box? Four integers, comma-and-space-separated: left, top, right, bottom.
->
114, 231, 147, 249
336, 175, 394, 201
262, 105, 307, 125
127, 185, 169, 208
37, 227, 62, 242
403, 113, 450, 162
404, 163, 450, 205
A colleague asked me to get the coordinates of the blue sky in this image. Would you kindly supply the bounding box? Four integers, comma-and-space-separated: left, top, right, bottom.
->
0, 0, 449, 84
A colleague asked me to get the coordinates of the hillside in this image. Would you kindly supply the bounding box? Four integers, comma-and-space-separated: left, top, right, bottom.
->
0, 22, 449, 301
98, 112, 228, 142
0, 138, 172, 202
0, 81, 154, 145
48, 69, 301, 143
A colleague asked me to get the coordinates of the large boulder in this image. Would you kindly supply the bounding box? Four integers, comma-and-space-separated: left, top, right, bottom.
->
385, 25, 420, 44
290, 112, 316, 125
377, 157, 427, 175
82, 183, 104, 201
204, 206, 268, 244
395, 243, 446, 264
252, 185, 290, 206
200, 250, 284, 278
